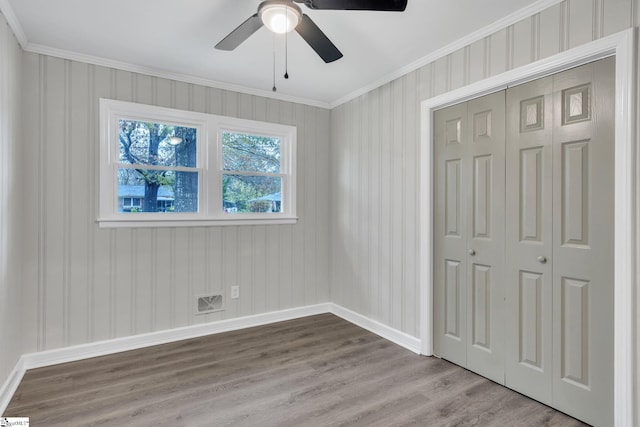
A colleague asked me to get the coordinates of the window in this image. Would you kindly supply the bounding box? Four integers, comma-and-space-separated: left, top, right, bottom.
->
116, 118, 199, 214
99, 99, 296, 227
222, 131, 283, 214
121, 197, 142, 212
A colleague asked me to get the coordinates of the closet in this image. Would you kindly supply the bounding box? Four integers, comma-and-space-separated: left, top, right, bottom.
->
433, 57, 614, 427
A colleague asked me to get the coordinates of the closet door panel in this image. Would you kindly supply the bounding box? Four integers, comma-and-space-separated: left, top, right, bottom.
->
518, 271, 544, 368
551, 57, 614, 427
505, 76, 554, 404
434, 103, 468, 367
519, 146, 543, 241
465, 92, 505, 384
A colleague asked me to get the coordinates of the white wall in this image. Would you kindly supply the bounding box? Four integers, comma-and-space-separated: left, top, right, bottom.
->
0, 11, 23, 388
2, 0, 638, 423
330, 0, 635, 359
19, 53, 331, 353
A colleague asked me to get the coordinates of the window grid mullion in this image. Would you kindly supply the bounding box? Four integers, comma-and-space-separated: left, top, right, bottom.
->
117, 163, 201, 173
221, 170, 285, 178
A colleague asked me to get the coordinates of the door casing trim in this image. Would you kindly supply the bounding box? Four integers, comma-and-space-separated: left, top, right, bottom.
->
419, 28, 637, 427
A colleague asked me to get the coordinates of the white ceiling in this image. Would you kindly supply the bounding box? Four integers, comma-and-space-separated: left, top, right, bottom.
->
4, 0, 545, 107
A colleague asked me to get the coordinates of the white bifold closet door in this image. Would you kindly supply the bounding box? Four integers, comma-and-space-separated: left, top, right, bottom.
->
433, 91, 506, 385
434, 57, 614, 427
505, 57, 614, 426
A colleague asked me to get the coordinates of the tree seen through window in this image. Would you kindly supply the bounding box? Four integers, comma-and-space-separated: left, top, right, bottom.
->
222, 132, 282, 213
118, 120, 199, 213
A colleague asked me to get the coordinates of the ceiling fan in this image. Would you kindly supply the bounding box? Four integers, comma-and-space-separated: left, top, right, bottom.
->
215, 0, 408, 63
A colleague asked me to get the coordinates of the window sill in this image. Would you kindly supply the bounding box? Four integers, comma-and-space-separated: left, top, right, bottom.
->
97, 216, 299, 228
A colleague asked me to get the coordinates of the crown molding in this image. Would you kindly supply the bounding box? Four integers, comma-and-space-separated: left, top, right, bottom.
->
1, 0, 329, 108
0, 0, 27, 47
24, 43, 331, 109
3, 0, 562, 110
328, 0, 564, 108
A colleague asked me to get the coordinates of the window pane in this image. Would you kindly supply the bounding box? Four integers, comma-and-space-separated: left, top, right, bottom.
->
222, 132, 281, 173
117, 168, 198, 213
223, 174, 282, 213
119, 120, 197, 168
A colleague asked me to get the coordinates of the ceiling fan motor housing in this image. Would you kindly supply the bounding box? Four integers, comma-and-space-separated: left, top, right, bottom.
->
215, 0, 407, 64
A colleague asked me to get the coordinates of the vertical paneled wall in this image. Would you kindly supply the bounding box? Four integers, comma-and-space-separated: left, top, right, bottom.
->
329, 0, 634, 338
331, 76, 420, 336
20, 53, 331, 353
0, 12, 23, 385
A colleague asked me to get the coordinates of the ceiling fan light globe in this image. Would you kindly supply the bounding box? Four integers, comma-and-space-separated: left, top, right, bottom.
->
260, 4, 300, 34
266, 13, 289, 34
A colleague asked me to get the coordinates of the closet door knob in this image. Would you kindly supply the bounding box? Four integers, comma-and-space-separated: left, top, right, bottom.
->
468, 249, 476, 256
537, 255, 547, 264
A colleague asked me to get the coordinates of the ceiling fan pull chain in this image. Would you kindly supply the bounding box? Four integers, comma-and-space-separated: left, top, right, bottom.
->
272, 32, 277, 92
284, 20, 289, 79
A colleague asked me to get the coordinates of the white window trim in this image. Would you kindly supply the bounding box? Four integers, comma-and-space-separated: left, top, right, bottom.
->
98, 99, 297, 228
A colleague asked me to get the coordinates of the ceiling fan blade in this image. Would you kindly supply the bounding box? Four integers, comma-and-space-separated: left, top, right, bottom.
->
295, 14, 343, 63
215, 14, 263, 51
294, 0, 407, 11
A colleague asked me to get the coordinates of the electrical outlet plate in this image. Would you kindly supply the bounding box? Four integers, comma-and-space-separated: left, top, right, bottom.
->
231, 286, 239, 299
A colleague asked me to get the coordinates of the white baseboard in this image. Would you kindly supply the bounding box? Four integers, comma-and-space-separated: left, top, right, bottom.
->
0, 358, 25, 416
1, 302, 422, 414
22, 304, 331, 370
328, 303, 422, 354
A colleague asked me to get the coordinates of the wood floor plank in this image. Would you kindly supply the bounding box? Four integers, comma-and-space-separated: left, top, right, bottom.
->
4, 314, 588, 426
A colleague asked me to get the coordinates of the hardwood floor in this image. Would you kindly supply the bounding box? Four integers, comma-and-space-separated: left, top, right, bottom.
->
5, 314, 587, 426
